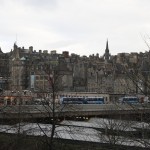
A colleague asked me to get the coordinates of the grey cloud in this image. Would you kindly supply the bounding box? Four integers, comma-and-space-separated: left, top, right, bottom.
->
0, 0, 150, 56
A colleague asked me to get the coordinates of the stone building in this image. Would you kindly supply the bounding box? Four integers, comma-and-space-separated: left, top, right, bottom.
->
87, 41, 114, 93
7, 43, 73, 92
0, 48, 10, 89
0, 41, 150, 95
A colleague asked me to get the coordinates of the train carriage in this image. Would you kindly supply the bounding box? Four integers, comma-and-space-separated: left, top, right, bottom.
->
60, 97, 105, 104
85, 97, 105, 104
119, 96, 139, 104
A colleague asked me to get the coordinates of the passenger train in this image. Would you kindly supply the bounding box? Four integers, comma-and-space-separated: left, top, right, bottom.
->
119, 96, 139, 104
60, 97, 105, 104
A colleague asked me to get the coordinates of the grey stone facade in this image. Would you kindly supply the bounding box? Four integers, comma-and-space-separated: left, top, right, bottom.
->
0, 41, 150, 95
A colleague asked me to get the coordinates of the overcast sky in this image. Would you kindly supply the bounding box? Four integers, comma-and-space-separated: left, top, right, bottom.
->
0, 0, 150, 56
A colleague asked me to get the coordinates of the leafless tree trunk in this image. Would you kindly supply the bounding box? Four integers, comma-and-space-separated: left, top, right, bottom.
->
32, 62, 67, 150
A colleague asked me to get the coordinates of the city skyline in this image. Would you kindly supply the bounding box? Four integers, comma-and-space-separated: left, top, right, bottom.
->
0, 0, 150, 56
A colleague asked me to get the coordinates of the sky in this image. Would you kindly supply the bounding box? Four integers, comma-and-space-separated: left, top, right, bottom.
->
0, 0, 150, 56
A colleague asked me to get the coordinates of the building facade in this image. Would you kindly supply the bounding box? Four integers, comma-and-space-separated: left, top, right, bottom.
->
0, 41, 149, 95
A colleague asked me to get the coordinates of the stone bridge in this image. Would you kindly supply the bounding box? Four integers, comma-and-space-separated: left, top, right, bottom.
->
0, 104, 150, 119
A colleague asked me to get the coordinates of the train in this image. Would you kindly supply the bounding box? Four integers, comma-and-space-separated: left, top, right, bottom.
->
119, 96, 139, 104
60, 97, 105, 104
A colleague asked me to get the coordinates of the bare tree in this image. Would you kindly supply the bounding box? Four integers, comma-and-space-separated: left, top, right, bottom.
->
31, 60, 72, 150
113, 58, 150, 148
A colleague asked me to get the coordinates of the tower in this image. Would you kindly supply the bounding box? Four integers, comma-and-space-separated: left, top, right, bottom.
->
103, 40, 111, 62
11, 43, 25, 90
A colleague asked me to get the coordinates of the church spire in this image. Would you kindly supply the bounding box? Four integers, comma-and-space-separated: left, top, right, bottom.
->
103, 39, 111, 62
106, 39, 109, 52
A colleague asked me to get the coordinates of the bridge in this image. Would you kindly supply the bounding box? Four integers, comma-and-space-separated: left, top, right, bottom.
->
0, 103, 150, 119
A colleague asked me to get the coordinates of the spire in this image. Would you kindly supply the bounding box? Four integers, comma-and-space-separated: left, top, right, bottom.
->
106, 39, 109, 52
103, 39, 111, 62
